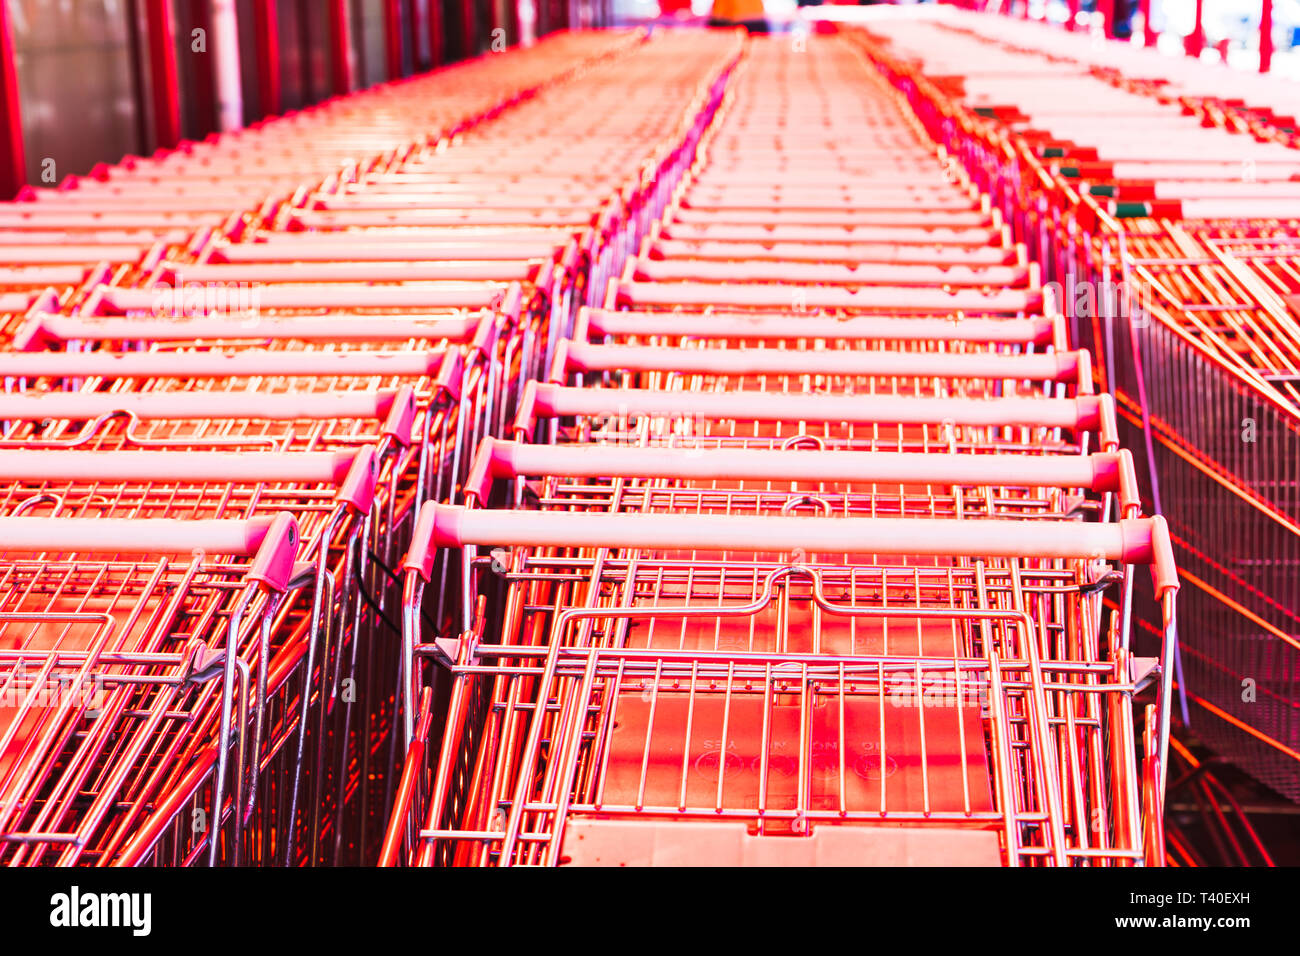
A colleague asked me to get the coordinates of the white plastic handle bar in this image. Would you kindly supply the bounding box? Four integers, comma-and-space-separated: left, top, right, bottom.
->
576, 307, 1062, 348
16, 311, 486, 349
0, 265, 89, 283
513, 382, 1119, 448
0, 512, 299, 591
0, 348, 449, 379
669, 208, 990, 227
84, 280, 526, 327
551, 340, 1088, 385
214, 240, 562, 262
313, 196, 596, 214
646, 238, 1019, 267
680, 190, 977, 207
405, 503, 1179, 597
267, 227, 577, 244
630, 259, 1029, 288
0, 447, 379, 512
0, 244, 143, 263
294, 210, 593, 229
0, 291, 36, 312
463, 437, 1141, 512
608, 279, 1041, 313
155, 259, 545, 284
0, 386, 417, 442
657, 223, 1003, 246
100, 283, 509, 311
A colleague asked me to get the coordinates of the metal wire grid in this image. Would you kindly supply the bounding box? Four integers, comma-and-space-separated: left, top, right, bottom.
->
854, 19, 1292, 820
379, 33, 1172, 869
0, 28, 756, 869
406, 549, 1142, 867
1115, 224, 1300, 412
0, 555, 293, 865
0, 31, 702, 868
532, 398, 1099, 458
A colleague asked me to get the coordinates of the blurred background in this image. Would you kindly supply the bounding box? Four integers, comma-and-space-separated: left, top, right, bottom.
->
2, 0, 1295, 198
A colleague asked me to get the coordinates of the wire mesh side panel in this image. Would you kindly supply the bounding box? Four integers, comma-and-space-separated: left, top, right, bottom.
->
0, 558, 295, 866
1114, 313, 1300, 801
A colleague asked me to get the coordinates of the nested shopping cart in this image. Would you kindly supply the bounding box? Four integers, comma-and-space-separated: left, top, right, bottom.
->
848, 11, 1295, 840
0, 513, 305, 866
0, 376, 428, 862
379, 30, 1179, 869
0, 441, 385, 867
0, 26, 753, 871
390, 350, 1163, 867
386, 321, 1172, 867
391, 494, 1176, 866
16, 288, 503, 511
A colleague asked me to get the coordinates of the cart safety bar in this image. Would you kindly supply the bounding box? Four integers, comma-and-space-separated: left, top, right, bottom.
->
0, 385, 418, 443
463, 437, 1140, 513
513, 382, 1119, 448
0, 512, 300, 591
213, 239, 566, 263
154, 259, 546, 284
656, 223, 1004, 246
96, 281, 515, 312
404, 503, 1179, 596
628, 258, 1030, 288
575, 307, 1063, 348
607, 278, 1043, 313
0, 348, 451, 380
15, 310, 490, 350
550, 340, 1090, 386
0, 447, 380, 513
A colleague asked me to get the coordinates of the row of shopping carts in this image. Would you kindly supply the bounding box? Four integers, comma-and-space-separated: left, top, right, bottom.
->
913, 7, 1300, 150
0, 30, 646, 345
381, 32, 1178, 867
0, 28, 742, 866
853, 12, 1297, 861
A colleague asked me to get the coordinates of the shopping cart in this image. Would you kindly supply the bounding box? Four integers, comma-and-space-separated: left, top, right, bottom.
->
379, 32, 1176, 871
847, 8, 1296, 828
391, 499, 1176, 867
0, 381, 427, 858
0, 513, 305, 866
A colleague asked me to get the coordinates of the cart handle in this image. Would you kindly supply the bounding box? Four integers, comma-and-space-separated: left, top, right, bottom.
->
15, 310, 488, 350
153, 259, 544, 284
575, 307, 1062, 348
607, 278, 1042, 313
463, 437, 1140, 513
98, 282, 511, 312
550, 340, 1090, 387
0, 447, 379, 513
629, 258, 1030, 287
0, 348, 452, 381
0, 291, 37, 313
404, 503, 1178, 597
215, 239, 564, 263
0, 265, 87, 283
513, 382, 1119, 450
0, 385, 417, 444
0, 512, 300, 591
658, 223, 1003, 246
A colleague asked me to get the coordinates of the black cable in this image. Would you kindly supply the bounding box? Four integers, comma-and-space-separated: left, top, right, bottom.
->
367, 548, 439, 632
355, 571, 403, 637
